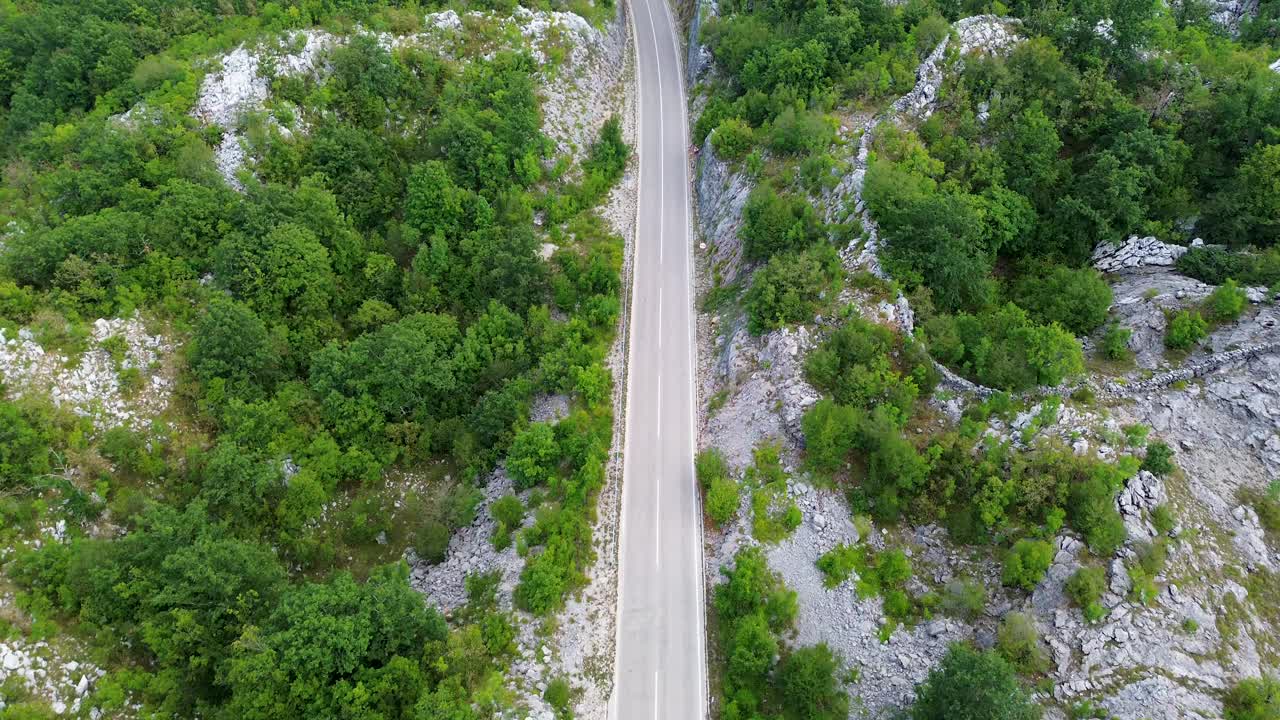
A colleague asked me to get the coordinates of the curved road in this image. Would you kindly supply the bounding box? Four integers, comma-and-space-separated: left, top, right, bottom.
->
612, 0, 706, 717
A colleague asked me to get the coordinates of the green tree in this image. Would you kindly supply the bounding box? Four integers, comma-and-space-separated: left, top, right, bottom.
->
744, 244, 842, 333
740, 185, 824, 261
1002, 539, 1054, 591
190, 297, 277, 396
778, 644, 849, 720
910, 645, 1041, 720
1066, 567, 1107, 622
1011, 266, 1114, 336
711, 117, 755, 160
1223, 675, 1280, 720
1165, 310, 1208, 349
1206, 279, 1247, 323
507, 423, 560, 490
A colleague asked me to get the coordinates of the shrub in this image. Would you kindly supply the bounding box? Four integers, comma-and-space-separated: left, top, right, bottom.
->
777, 643, 849, 720
768, 106, 833, 155
1141, 441, 1176, 476
740, 185, 824, 261
804, 316, 938, 419
544, 677, 573, 717
697, 448, 740, 527
1101, 324, 1132, 360
996, 612, 1048, 673
1176, 246, 1254, 286
1067, 467, 1130, 556
1012, 265, 1114, 335
491, 495, 525, 529
910, 645, 1041, 720
1207, 279, 1248, 323
1002, 539, 1054, 591
1164, 309, 1207, 349
744, 244, 842, 334
1222, 675, 1280, 720
940, 579, 987, 620
1065, 567, 1107, 622
1151, 504, 1176, 536
507, 423, 560, 490
816, 543, 862, 588
711, 117, 755, 161
415, 519, 451, 564
706, 475, 741, 527
922, 304, 1084, 391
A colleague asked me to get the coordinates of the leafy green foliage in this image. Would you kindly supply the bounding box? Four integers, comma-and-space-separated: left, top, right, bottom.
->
507, 423, 560, 490
1141, 441, 1176, 477
996, 612, 1048, 674
697, 448, 740, 527
744, 243, 842, 334
910, 644, 1041, 720
748, 445, 802, 543
1010, 266, 1114, 336
1002, 539, 1055, 591
1066, 567, 1107, 623
1206, 279, 1248, 323
713, 548, 846, 720
804, 317, 937, 422
816, 543, 861, 589
1101, 324, 1132, 361
711, 117, 755, 161
923, 304, 1084, 391
0, 9, 632, 714
740, 185, 825, 262
1176, 247, 1280, 288
1164, 310, 1208, 349
1223, 675, 1280, 720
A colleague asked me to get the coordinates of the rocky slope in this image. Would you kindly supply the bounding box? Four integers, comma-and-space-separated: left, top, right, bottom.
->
690, 14, 1280, 720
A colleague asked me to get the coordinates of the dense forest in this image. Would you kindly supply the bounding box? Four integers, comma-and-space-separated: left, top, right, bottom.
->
694, 0, 1280, 715
0, 0, 625, 718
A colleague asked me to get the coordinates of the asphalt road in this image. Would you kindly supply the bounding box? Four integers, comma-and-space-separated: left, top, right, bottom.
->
611, 0, 706, 717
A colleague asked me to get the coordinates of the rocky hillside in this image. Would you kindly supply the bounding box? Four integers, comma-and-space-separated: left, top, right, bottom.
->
689, 3, 1280, 718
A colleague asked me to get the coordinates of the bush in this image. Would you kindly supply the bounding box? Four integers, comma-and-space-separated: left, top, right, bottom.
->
1207, 279, 1248, 323
1012, 266, 1114, 336
697, 449, 740, 527
777, 644, 849, 720
1177, 246, 1280, 288
804, 316, 938, 420
922, 304, 1084, 391
940, 579, 988, 620
816, 543, 862, 588
1065, 567, 1107, 622
1141, 441, 1176, 476
415, 518, 452, 564
768, 106, 833, 155
507, 423, 560, 490
1151, 504, 1176, 536
1101, 324, 1132, 360
740, 185, 824, 261
1164, 310, 1207, 349
706, 475, 741, 527
744, 244, 842, 334
544, 677, 573, 717
1067, 465, 1130, 556
910, 645, 1041, 720
711, 117, 755, 161
1002, 539, 1054, 591
1222, 675, 1280, 720
996, 612, 1048, 673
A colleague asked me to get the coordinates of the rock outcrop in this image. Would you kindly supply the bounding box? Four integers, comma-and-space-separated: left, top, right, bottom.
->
0, 316, 174, 431
1092, 235, 1189, 273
